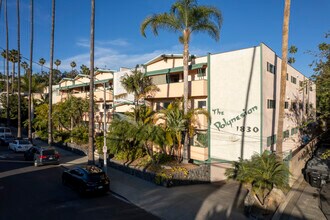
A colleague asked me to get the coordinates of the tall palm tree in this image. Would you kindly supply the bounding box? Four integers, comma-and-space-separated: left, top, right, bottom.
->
21, 61, 28, 73
88, 0, 95, 164
276, 0, 291, 160
9, 49, 19, 94
48, 0, 55, 145
70, 61, 76, 71
5, 0, 9, 126
141, 0, 222, 162
28, 0, 34, 142
39, 58, 45, 73
54, 59, 61, 70
17, 0, 22, 139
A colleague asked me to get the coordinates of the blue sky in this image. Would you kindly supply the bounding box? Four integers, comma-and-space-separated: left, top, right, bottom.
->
0, 0, 329, 77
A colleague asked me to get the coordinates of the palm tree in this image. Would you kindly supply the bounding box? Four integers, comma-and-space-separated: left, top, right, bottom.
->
88, 0, 95, 164
54, 59, 61, 70
9, 49, 20, 94
5, 0, 9, 126
70, 61, 76, 71
141, 0, 222, 162
39, 58, 45, 73
225, 152, 290, 208
157, 100, 209, 161
48, 0, 55, 145
120, 69, 159, 113
17, 0, 22, 139
28, 0, 34, 142
276, 0, 291, 160
288, 45, 297, 64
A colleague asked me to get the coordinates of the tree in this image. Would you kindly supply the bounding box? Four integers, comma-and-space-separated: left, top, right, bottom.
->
70, 61, 76, 71
276, 0, 291, 160
157, 100, 209, 161
9, 49, 20, 94
54, 59, 61, 70
49, 0, 55, 145
28, 0, 34, 142
120, 69, 159, 112
5, 0, 10, 126
39, 58, 46, 73
141, 0, 222, 162
311, 32, 330, 128
88, 0, 95, 164
225, 151, 290, 208
288, 45, 298, 64
17, 0, 22, 139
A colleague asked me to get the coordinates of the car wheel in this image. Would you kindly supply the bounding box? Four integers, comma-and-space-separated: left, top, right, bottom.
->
34, 159, 39, 167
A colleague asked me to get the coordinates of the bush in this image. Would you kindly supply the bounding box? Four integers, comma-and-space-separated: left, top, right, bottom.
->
71, 126, 88, 145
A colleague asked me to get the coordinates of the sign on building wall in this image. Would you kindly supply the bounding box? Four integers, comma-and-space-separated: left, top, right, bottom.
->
209, 47, 261, 161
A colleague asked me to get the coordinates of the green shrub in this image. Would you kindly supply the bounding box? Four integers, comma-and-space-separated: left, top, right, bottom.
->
71, 126, 88, 144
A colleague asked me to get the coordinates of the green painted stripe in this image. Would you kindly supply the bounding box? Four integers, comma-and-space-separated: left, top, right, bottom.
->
59, 78, 111, 90
260, 43, 263, 154
207, 53, 211, 163
209, 157, 232, 163
146, 63, 207, 76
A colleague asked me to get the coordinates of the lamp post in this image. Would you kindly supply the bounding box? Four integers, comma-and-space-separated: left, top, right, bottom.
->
103, 82, 107, 173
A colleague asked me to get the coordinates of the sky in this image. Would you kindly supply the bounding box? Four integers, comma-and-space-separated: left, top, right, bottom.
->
0, 0, 329, 77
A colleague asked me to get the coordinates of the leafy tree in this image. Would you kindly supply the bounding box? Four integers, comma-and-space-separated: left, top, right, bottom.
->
32, 103, 48, 139
225, 151, 290, 208
141, 0, 222, 162
311, 32, 330, 128
0, 93, 28, 120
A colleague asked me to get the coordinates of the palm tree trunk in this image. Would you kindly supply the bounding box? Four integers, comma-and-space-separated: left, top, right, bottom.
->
88, 0, 95, 165
276, 0, 291, 160
28, 0, 34, 142
48, 0, 55, 145
17, 0, 21, 139
182, 29, 190, 163
5, 0, 10, 127
11, 63, 14, 94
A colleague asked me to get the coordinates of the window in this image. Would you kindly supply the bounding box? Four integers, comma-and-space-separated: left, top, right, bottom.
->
291, 76, 297, 84
291, 102, 297, 111
291, 127, 298, 135
197, 68, 206, 77
283, 130, 289, 138
168, 74, 180, 83
267, 135, 277, 146
198, 101, 206, 109
267, 99, 276, 109
284, 101, 289, 109
267, 62, 276, 74
286, 73, 289, 81
102, 104, 112, 110
299, 81, 303, 87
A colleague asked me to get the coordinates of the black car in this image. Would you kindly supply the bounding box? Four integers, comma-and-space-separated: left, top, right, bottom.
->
62, 166, 110, 195
24, 146, 60, 166
0, 135, 16, 147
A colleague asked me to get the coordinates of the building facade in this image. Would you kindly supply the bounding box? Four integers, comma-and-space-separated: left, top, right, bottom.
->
144, 43, 316, 181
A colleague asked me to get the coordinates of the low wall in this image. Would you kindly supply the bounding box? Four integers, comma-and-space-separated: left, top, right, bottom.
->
107, 159, 210, 187
288, 137, 319, 186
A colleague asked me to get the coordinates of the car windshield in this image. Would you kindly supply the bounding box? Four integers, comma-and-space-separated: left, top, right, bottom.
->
19, 140, 30, 145
42, 150, 56, 156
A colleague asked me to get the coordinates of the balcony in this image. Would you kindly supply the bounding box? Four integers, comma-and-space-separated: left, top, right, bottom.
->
150, 80, 207, 99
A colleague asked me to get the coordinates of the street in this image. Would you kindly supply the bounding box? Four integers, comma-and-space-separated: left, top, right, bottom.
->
0, 145, 159, 220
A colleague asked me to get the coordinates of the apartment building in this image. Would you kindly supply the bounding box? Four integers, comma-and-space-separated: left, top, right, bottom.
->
144, 43, 316, 181
54, 68, 135, 132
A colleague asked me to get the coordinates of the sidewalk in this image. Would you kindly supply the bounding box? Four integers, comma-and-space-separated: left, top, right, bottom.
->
273, 174, 327, 220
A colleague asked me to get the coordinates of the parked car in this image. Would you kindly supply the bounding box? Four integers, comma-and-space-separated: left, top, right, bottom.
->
8, 139, 33, 152
0, 135, 15, 146
0, 127, 12, 137
62, 165, 110, 195
24, 146, 60, 166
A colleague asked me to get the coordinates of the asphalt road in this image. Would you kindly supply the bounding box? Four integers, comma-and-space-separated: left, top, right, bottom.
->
0, 146, 159, 220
